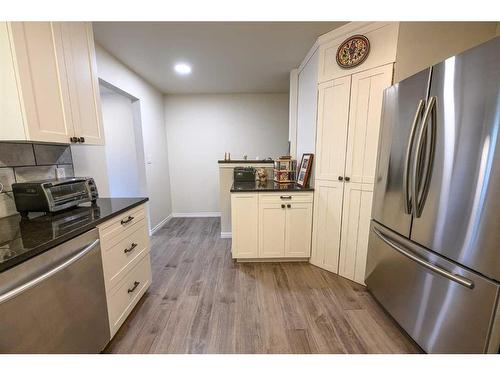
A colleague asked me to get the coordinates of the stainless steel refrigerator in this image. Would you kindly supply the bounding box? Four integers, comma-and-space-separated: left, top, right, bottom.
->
366, 36, 500, 354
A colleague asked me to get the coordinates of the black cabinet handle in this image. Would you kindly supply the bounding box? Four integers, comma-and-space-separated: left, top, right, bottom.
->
345, 177, 350, 182
121, 215, 134, 225
338, 176, 344, 181
70, 137, 78, 143
124, 243, 138, 254
127, 281, 140, 293
79, 137, 85, 143
287, 204, 291, 208
281, 204, 285, 208
280, 195, 292, 200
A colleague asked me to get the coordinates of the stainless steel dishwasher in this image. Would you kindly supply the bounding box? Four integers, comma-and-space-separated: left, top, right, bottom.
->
0, 228, 110, 353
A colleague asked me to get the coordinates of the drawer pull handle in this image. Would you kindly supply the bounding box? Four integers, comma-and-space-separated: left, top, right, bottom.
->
281, 204, 285, 208
121, 215, 134, 225
287, 204, 291, 208
124, 243, 138, 254
127, 281, 140, 293
280, 195, 292, 200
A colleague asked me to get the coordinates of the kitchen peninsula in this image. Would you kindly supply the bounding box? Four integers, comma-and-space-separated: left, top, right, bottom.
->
230, 180, 314, 261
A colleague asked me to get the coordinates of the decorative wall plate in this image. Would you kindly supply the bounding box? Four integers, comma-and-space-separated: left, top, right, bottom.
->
336, 35, 370, 69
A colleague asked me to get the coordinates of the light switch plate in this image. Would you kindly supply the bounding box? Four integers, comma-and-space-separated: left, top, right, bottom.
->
56, 167, 66, 179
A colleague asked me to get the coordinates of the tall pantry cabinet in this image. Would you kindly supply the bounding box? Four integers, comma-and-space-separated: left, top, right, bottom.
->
310, 22, 399, 285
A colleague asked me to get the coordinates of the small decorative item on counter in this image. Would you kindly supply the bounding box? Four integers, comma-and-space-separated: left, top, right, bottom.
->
297, 153, 314, 187
224, 152, 230, 161
273, 156, 296, 184
243, 154, 248, 160
256, 168, 268, 183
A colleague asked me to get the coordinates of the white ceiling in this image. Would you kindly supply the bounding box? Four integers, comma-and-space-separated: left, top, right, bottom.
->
92, 22, 346, 94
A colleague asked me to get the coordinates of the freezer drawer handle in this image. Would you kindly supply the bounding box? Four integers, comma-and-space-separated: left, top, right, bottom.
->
372, 227, 474, 289
0, 239, 100, 304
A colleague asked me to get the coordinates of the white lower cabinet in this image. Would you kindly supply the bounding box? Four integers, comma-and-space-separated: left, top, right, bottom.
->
310, 180, 344, 273
231, 192, 313, 260
97, 203, 152, 339
338, 183, 374, 284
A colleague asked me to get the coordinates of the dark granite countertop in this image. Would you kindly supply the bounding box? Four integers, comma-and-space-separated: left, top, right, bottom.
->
231, 180, 314, 192
218, 159, 274, 164
0, 197, 148, 273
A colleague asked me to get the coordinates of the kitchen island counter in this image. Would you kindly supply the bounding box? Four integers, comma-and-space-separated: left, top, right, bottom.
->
231, 180, 314, 192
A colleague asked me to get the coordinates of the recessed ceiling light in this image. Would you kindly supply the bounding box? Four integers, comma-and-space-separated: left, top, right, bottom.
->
174, 63, 192, 75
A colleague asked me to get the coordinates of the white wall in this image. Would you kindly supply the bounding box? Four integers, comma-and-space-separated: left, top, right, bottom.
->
394, 22, 498, 82
101, 90, 146, 198
164, 93, 289, 215
296, 49, 319, 162
82, 44, 172, 231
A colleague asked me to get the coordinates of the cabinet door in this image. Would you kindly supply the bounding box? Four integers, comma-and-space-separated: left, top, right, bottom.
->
310, 179, 344, 273
0, 22, 26, 140
259, 202, 286, 258
338, 182, 374, 285
315, 76, 351, 181
344, 64, 393, 184
285, 202, 313, 258
10, 22, 74, 143
231, 194, 258, 258
58, 22, 104, 145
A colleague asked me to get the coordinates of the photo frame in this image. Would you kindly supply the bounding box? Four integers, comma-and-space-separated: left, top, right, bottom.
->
297, 153, 313, 187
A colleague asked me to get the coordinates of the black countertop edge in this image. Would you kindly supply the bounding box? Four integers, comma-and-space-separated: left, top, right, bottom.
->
230, 181, 314, 193
0, 197, 149, 273
218, 160, 274, 164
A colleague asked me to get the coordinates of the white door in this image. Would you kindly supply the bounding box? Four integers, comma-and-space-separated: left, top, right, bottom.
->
10, 22, 74, 143
338, 182, 374, 285
285, 202, 313, 258
259, 202, 286, 258
310, 179, 344, 273
231, 194, 258, 258
59, 22, 104, 145
344, 63, 393, 184
315, 76, 351, 181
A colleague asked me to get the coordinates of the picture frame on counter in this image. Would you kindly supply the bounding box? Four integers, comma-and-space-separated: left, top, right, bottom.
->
297, 153, 313, 187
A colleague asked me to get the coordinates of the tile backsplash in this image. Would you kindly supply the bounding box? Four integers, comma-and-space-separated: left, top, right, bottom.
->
0, 142, 74, 218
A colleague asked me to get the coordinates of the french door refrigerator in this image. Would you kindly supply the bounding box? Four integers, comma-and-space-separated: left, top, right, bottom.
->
366, 36, 500, 354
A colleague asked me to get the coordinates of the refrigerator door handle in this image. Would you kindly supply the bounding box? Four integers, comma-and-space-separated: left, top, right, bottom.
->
372, 226, 474, 289
411, 96, 437, 218
403, 99, 426, 214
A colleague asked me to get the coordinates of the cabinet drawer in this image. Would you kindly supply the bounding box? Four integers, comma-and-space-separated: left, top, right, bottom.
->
107, 253, 151, 338
102, 219, 150, 291
258, 192, 313, 204
98, 204, 147, 250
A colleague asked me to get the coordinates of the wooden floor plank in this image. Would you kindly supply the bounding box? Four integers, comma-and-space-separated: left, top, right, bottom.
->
104, 217, 421, 354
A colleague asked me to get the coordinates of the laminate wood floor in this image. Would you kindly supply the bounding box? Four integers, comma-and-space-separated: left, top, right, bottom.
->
104, 217, 422, 354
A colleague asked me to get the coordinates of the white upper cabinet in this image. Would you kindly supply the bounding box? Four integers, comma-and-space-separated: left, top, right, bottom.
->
315, 76, 351, 181
317, 22, 399, 83
0, 22, 104, 145
59, 22, 104, 145
9, 22, 74, 143
344, 64, 393, 184
0, 23, 25, 140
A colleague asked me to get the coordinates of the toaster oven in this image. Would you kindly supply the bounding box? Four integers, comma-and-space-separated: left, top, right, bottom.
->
12, 177, 98, 216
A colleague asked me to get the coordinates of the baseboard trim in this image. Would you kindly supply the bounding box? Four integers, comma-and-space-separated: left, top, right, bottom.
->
220, 232, 232, 239
172, 212, 221, 218
149, 214, 172, 235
